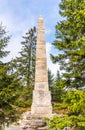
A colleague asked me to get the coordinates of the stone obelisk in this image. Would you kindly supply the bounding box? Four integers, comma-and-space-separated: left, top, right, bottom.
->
31, 16, 52, 118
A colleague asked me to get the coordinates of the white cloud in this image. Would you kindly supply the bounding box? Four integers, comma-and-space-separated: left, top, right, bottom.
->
45, 28, 52, 35
46, 42, 60, 76
0, 0, 61, 76
1, 7, 36, 62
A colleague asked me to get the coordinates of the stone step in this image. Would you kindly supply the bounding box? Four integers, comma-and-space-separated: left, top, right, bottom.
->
37, 126, 47, 130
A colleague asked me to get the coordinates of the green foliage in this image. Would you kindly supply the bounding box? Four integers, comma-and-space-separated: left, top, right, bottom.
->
50, 0, 85, 128
48, 69, 54, 88
15, 99, 32, 107
0, 63, 20, 125
0, 23, 10, 60
52, 71, 66, 102
46, 115, 72, 130
0, 24, 21, 125
48, 90, 85, 129
48, 69, 55, 100
53, 102, 67, 111
51, 0, 85, 89
14, 87, 32, 107
8, 27, 37, 112
11, 27, 36, 88
46, 114, 85, 130
64, 90, 85, 116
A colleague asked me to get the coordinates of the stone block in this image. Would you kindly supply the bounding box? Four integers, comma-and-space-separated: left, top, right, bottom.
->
31, 90, 52, 117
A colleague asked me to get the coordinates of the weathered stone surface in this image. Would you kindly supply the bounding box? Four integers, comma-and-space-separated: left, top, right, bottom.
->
37, 126, 47, 130
63, 127, 70, 130
5, 111, 58, 130
34, 16, 49, 91
30, 119, 46, 127
32, 91, 51, 105
31, 16, 52, 118
31, 90, 52, 117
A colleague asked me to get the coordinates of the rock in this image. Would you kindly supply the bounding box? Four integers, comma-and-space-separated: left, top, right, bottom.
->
5, 125, 22, 130
31, 119, 46, 127
37, 126, 47, 130
5, 111, 47, 130
63, 127, 70, 130
21, 111, 31, 120
22, 126, 28, 129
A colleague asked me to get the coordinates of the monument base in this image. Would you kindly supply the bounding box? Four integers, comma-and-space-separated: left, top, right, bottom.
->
31, 90, 52, 118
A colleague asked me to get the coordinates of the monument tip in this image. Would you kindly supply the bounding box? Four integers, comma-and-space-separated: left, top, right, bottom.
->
38, 15, 43, 20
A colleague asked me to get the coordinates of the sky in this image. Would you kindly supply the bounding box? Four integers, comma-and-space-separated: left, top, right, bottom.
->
0, 0, 62, 75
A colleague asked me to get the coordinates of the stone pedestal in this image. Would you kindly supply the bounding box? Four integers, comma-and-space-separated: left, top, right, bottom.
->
31, 90, 52, 117
31, 16, 52, 118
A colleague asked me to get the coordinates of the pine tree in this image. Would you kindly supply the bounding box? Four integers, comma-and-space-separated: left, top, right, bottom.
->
51, 0, 85, 89
0, 63, 20, 125
12, 27, 36, 88
0, 23, 10, 61
0, 23, 20, 127
48, 69, 54, 88
48, 69, 54, 100
52, 71, 65, 102
48, 0, 85, 129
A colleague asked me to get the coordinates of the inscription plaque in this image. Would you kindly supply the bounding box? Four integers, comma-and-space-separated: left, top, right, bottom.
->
38, 84, 44, 88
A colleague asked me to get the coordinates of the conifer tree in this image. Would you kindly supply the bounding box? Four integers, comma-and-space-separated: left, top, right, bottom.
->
52, 71, 65, 102
51, 0, 85, 89
12, 27, 36, 88
48, 0, 85, 129
0, 23, 20, 128
48, 69, 54, 88
48, 69, 54, 100
9, 27, 36, 108
0, 23, 10, 61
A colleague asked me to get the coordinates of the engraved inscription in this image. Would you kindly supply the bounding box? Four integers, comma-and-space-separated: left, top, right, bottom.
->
38, 84, 44, 88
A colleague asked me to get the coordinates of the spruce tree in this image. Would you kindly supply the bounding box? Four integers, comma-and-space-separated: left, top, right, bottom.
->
48, 69, 54, 88
52, 71, 65, 102
12, 27, 36, 88
48, 69, 54, 100
48, 0, 85, 129
51, 0, 85, 89
0, 23, 20, 127
11, 27, 36, 98
0, 23, 10, 61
